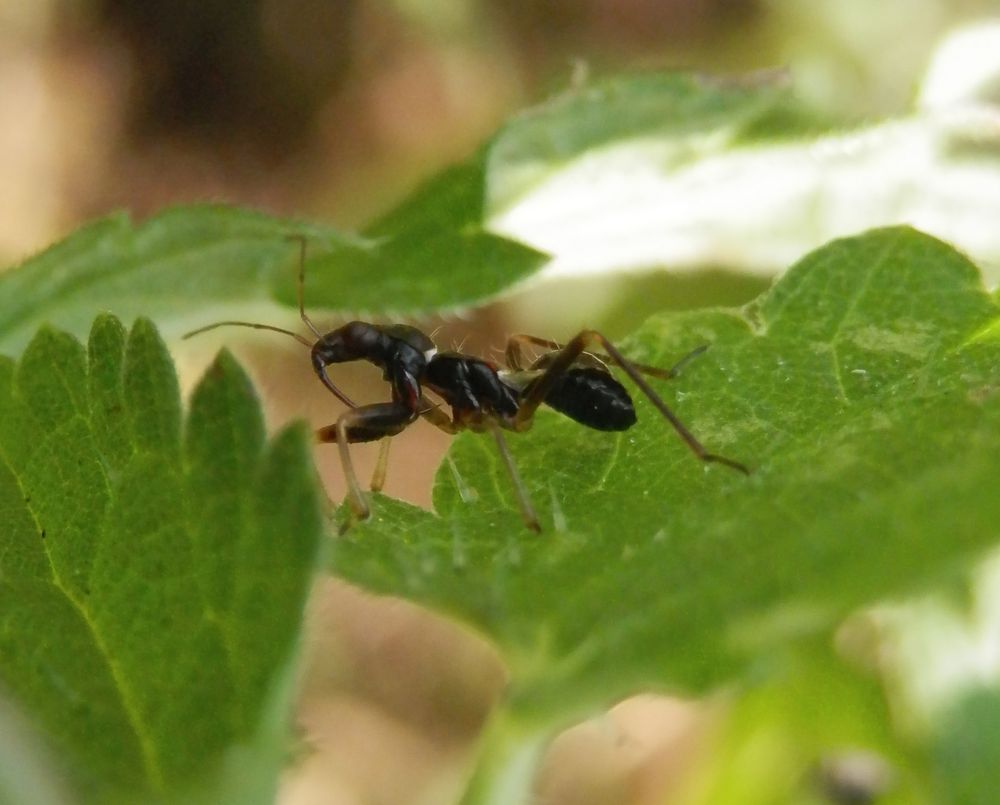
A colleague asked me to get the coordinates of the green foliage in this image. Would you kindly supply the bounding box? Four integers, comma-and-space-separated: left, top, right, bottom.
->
0, 208, 305, 353
296, 161, 547, 315
686, 641, 921, 803
485, 72, 792, 214
0, 316, 323, 803
932, 688, 1000, 805
2, 68, 999, 804
334, 227, 1000, 721
0, 202, 545, 355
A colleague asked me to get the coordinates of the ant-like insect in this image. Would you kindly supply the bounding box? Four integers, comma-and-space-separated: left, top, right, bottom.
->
184, 238, 749, 531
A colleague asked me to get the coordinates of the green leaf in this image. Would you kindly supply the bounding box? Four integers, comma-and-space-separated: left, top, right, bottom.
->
485, 72, 792, 215
480, 69, 1000, 312
281, 160, 548, 316
0, 207, 314, 354
0, 316, 324, 803
0, 74, 809, 356
87, 315, 131, 473
687, 642, 919, 804
0, 198, 546, 356
123, 318, 181, 457
332, 226, 1000, 720
932, 687, 1000, 805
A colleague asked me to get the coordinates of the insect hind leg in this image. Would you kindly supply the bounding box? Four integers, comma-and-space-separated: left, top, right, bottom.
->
416, 395, 540, 532
514, 330, 749, 475
489, 422, 540, 533
505, 332, 693, 380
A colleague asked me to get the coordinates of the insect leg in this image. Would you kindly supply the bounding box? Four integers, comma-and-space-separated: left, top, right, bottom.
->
370, 439, 391, 492
317, 401, 418, 520
488, 421, 540, 533
505, 333, 688, 380
416, 396, 539, 532
515, 330, 749, 475
663, 344, 709, 378
504, 334, 548, 370
417, 396, 460, 434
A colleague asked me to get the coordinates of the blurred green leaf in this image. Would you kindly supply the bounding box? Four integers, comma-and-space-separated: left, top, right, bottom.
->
932, 687, 1000, 805
0, 206, 332, 354
0, 315, 323, 803
689, 643, 917, 805
485, 71, 792, 214
333, 226, 1000, 719
291, 159, 548, 316
480, 69, 1000, 307
0, 203, 546, 356
0, 74, 788, 355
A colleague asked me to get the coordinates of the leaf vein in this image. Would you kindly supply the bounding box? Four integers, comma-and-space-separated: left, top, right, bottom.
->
20, 460, 168, 792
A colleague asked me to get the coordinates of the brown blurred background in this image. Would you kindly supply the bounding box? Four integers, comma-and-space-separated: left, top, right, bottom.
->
3, 0, 992, 266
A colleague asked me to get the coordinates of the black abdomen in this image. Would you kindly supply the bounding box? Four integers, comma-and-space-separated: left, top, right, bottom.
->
543, 368, 637, 431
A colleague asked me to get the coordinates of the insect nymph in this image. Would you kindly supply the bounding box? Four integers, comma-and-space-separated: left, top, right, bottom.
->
184, 239, 748, 531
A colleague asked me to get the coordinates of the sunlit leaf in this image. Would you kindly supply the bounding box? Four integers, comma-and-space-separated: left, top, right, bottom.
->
334, 227, 1000, 719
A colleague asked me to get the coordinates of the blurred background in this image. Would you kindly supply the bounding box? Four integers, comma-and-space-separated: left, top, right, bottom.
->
3, 0, 998, 266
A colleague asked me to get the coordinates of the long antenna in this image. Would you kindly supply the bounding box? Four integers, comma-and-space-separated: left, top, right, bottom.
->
286, 234, 323, 340
182, 320, 312, 347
